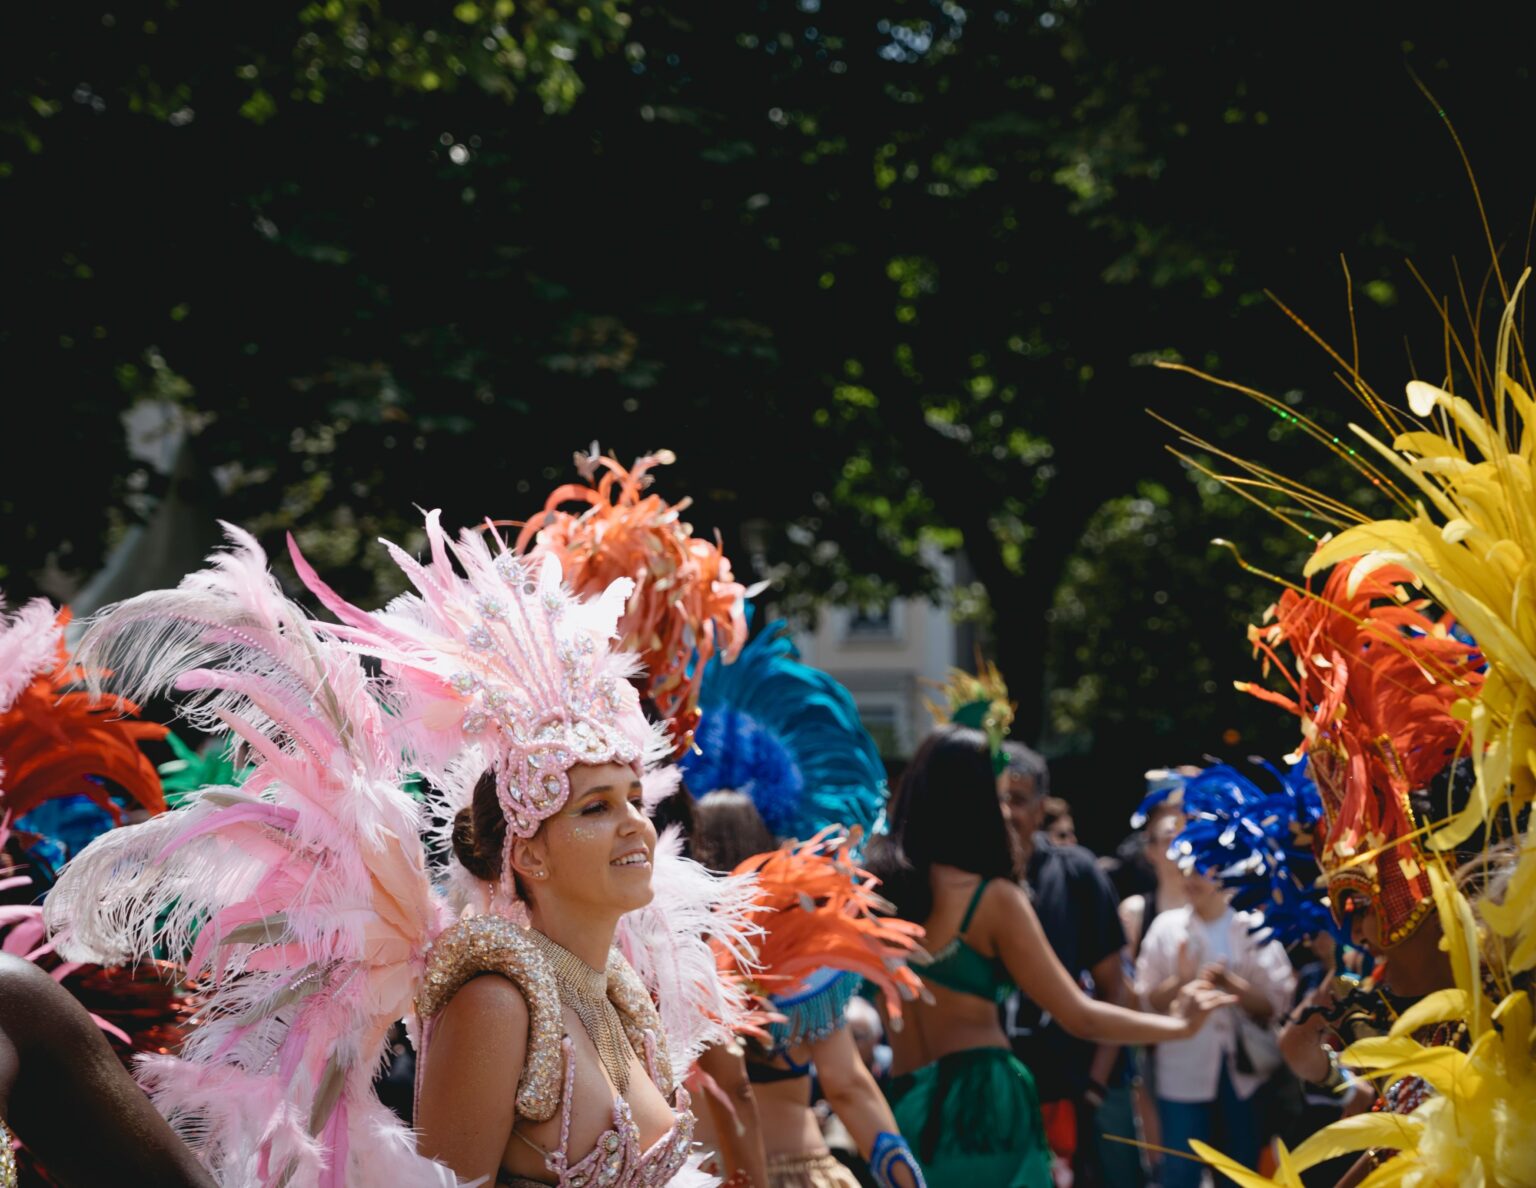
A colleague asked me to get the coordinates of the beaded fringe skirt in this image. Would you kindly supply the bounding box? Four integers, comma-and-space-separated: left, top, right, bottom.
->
766, 1152, 862, 1188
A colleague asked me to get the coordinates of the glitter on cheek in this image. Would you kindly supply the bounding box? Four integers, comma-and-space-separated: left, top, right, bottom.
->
566, 819, 604, 845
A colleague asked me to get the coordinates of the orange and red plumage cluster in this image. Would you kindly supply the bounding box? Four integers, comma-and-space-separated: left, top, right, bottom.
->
1237, 557, 1483, 945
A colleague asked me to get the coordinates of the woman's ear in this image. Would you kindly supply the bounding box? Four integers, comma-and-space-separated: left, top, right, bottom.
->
509, 834, 550, 884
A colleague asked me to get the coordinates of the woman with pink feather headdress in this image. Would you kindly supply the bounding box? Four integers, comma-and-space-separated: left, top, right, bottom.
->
291, 511, 754, 1187
44, 512, 755, 1187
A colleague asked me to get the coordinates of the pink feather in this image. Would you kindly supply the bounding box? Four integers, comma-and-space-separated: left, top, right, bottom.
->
47, 526, 464, 1188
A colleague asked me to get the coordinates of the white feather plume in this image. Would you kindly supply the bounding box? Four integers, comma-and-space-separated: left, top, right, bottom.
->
0, 596, 62, 714
616, 827, 761, 1076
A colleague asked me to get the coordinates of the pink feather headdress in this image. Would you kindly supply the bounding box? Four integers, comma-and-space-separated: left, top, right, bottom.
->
291, 510, 668, 857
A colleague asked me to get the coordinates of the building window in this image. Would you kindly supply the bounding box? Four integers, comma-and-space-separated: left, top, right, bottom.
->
845, 603, 897, 640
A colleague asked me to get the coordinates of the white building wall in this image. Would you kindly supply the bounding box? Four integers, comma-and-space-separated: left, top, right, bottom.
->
789, 554, 965, 757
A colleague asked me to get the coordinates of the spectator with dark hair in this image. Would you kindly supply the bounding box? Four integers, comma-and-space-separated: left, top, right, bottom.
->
996, 742, 1136, 1187
1039, 797, 1076, 848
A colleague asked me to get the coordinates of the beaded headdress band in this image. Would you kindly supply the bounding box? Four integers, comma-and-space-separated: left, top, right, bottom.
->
292, 510, 667, 864
1238, 556, 1482, 946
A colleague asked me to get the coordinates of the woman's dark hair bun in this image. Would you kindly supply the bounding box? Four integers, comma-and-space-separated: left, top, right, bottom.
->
452, 773, 506, 881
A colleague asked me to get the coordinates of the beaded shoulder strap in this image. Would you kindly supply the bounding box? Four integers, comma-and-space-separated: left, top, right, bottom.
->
604, 949, 674, 1095
416, 915, 565, 1121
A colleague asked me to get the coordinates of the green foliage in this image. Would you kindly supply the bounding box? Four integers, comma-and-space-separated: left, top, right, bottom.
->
3, 2, 1533, 839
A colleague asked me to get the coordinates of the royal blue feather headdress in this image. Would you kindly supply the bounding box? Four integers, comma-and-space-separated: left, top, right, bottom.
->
1167, 759, 1332, 945
679, 619, 887, 842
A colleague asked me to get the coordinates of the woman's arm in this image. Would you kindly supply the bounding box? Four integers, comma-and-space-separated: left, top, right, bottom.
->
415, 973, 527, 1182
0, 955, 215, 1188
809, 1027, 920, 1188
695, 1041, 769, 1188
993, 884, 1229, 1046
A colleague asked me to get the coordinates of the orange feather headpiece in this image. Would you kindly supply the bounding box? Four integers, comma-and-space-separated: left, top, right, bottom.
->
0, 600, 167, 848
726, 828, 926, 1026
1237, 557, 1482, 947
515, 448, 749, 750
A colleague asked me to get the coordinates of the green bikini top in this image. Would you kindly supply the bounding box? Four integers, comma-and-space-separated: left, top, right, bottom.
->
919, 879, 1015, 1004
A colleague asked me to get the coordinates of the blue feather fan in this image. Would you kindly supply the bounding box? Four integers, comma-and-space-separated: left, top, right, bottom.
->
1166, 760, 1334, 946
679, 619, 887, 842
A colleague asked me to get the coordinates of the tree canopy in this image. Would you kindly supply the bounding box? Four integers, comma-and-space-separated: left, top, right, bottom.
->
4, 1, 1534, 841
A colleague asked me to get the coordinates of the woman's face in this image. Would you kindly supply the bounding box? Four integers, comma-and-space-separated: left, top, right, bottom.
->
520, 762, 656, 915
1146, 809, 1185, 877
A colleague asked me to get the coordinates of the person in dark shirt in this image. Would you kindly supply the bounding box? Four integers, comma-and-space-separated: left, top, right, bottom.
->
997, 743, 1132, 1187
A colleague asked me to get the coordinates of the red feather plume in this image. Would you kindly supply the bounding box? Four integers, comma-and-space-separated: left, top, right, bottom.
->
725, 828, 926, 1024
1237, 556, 1483, 945
0, 605, 167, 838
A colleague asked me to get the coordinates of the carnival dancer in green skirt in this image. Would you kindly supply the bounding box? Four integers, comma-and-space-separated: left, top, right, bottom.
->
869, 704, 1232, 1188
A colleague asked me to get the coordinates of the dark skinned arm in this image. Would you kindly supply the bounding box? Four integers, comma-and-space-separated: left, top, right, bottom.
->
0, 954, 214, 1188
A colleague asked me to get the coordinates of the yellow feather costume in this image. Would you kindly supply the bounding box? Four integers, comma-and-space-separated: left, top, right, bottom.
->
1161, 234, 1536, 1182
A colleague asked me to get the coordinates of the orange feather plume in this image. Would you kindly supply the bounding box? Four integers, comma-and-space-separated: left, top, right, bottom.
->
515, 448, 748, 751
1236, 556, 1482, 945
0, 606, 167, 834
725, 828, 926, 1024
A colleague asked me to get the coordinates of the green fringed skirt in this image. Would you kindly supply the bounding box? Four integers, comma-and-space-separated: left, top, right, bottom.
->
886, 1047, 1052, 1188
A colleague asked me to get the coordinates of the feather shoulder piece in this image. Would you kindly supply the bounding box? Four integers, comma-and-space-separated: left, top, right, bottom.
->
44, 524, 458, 1188
727, 829, 926, 1037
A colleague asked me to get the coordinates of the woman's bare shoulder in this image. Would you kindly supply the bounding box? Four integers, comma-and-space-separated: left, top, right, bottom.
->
439, 971, 530, 1031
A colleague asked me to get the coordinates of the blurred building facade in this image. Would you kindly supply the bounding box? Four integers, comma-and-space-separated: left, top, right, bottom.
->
790, 554, 972, 759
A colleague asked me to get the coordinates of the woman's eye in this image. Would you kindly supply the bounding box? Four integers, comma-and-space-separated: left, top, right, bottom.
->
628, 797, 644, 810
582, 802, 607, 815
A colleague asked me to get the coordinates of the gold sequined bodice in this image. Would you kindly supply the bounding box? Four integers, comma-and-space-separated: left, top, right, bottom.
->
418, 916, 694, 1188
0, 1118, 17, 1188
416, 915, 676, 1118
